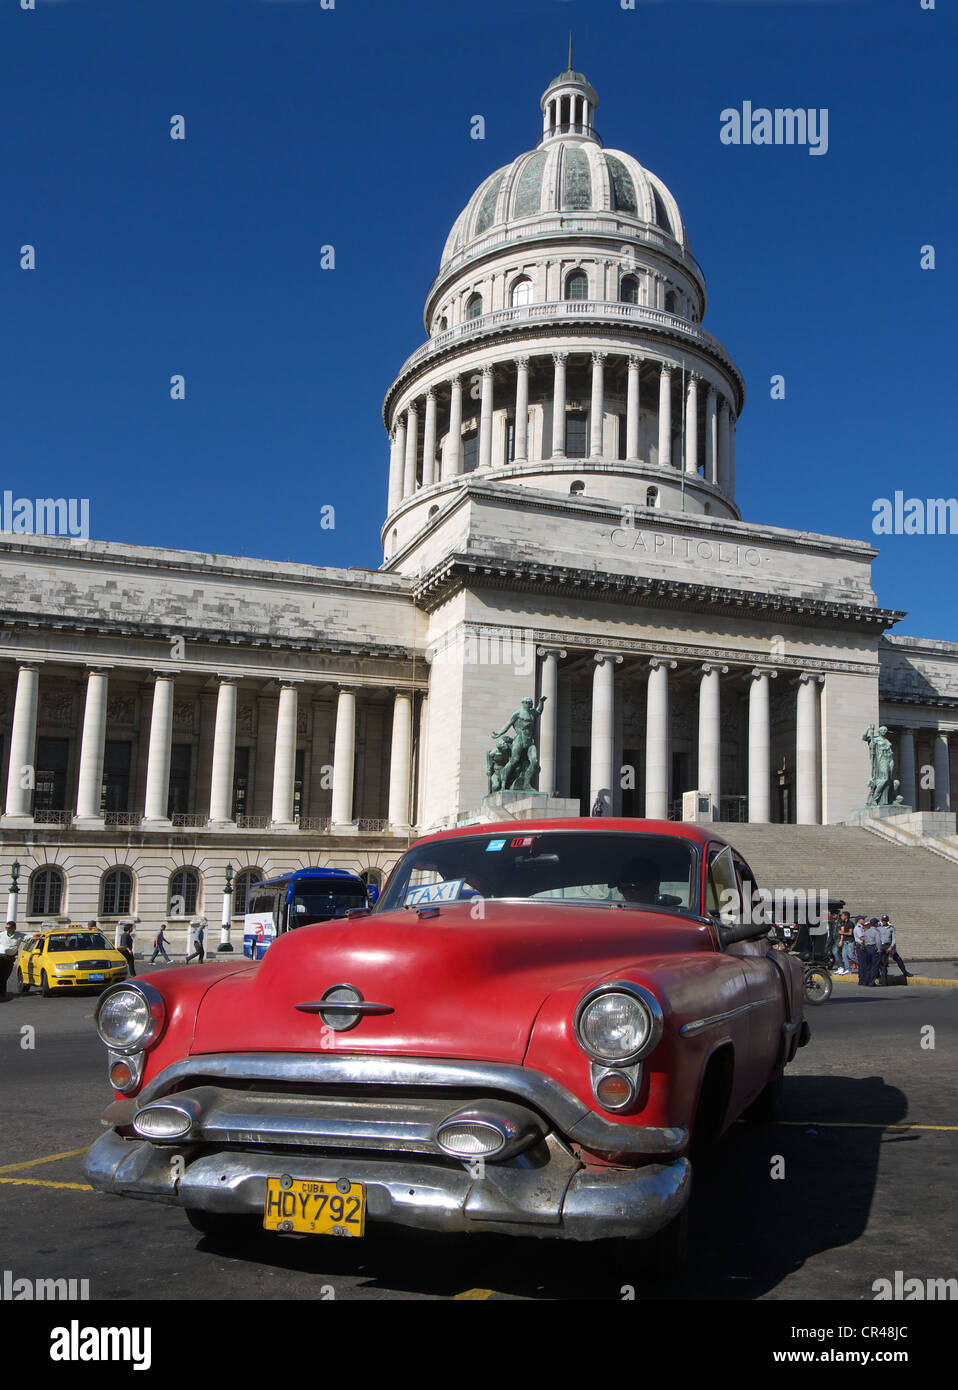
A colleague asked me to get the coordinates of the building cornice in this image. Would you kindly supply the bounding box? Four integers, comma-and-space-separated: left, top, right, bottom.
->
412, 551, 905, 632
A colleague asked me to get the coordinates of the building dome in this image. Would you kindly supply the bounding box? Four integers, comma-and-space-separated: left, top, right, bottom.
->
440, 71, 689, 275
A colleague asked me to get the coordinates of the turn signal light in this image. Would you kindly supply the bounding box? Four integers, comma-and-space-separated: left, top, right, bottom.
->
595, 1071, 634, 1109
109, 1059, 133, 1089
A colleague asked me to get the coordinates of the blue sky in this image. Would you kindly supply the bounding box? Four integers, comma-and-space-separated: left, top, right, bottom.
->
2, 0, 955, 638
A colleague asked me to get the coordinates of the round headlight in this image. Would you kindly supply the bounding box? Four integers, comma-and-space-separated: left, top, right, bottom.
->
574, 983, 663, 1065
95, 983, 165, 1054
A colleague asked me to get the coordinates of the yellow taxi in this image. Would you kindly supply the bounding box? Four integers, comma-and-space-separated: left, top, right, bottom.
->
15, 925, 129, 996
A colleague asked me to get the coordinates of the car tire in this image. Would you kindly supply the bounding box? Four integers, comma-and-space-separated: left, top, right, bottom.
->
16, 969, 29, 995
743, 1071, 784, 1124
185, 1209, 261, 1241
40, 971, 53, 998
804, 967, 832, 1005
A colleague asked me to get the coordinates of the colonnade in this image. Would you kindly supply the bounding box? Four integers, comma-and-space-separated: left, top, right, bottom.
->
387, 352, 736, 513
536, 650, 827, 824
0, 663, 419, 833
894, 727, 953, 812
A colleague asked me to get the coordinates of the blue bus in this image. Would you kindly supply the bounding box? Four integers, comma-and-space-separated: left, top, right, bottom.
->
242, 868, 372, 960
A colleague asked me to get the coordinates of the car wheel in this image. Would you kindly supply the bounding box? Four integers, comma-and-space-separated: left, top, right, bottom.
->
40, 971, 53, 998
185, 1209, 261, 1241
16, 969, 29, 995
743, 1071, 783, 1124
804, 967, 832, 1005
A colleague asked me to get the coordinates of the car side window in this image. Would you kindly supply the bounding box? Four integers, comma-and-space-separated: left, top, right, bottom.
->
705, 845, 738, 918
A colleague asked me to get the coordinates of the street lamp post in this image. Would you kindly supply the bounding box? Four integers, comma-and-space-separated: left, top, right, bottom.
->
218, 864, 234, 953
7, 861, 20, 925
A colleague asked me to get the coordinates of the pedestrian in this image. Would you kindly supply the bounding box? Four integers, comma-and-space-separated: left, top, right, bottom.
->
876, 914, 910, 984
0, 921, 22, 996
852, 915, 867, 983
186, 919, 206, 964
150, 924, 172, 965
834, 910, 854, 975
591, 795, 604, 817
860, 917, 881, 988
119, 923, 137, 978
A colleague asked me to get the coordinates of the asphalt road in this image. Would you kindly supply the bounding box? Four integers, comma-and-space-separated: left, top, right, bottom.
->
1, 974, 955, 1302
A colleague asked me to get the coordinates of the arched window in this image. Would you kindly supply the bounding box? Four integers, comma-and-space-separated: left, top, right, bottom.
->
465, 293, 483, 320
29, 867, 64, 918
233, 868, 263, 916
646, 486, 659, 508
435, 315, 447, 333
360, 868, 382, 889
169, 868, 200, 918
564, 270, 589, 301
428, 505, 439, 520
570, 480, 586, 496
100, 869, 134, 917
620, 275, 639, 305
664, 290, 676, 313
511, 276, 532, 307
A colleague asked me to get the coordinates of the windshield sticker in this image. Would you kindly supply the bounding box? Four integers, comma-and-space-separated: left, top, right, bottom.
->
485, 839, 506, 852
511, 836, 534, 847
404, 879, 465, 907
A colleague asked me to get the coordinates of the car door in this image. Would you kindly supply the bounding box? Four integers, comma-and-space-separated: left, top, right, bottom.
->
28, 936, 45, 986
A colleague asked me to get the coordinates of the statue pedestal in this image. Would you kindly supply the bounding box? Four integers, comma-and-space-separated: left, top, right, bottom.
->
843, 805, 913, 826
457, 792, 581, 826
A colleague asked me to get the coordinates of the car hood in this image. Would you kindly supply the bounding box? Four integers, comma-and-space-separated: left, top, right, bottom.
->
189, 901, 713, 1063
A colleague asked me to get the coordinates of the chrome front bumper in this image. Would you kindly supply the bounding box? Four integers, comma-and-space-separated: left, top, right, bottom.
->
84, 1127, 691, 1241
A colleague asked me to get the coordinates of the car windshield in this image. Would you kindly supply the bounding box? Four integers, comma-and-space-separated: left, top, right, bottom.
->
376, 831, 700, 915
46, 932, 110, 952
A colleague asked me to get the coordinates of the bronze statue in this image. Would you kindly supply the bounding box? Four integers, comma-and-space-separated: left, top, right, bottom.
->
488, 696, 546, 793
862, 724, 902, 807
486, 736, 515, 794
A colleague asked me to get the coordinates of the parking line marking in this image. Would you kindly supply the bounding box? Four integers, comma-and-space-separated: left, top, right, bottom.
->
454, 1288, 496, 1300
778, 1122, 958, 1132
0, 1147, 88, 1175
0, 1177, 93, 1191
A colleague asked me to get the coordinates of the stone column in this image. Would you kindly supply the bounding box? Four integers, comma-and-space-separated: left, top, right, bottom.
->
658, 363, 673, 467
645, 658, 676, 819
589, 351, 606, 457
2, 663, 40, 823
728, 413, 736, 496
402, 402, 419, 497
514, 357, 529, 463
74, 668, 110, 827
208, 678, 238, 826
718, 400, 731, 493
590, 653, 622, 814
898, 728, 916, 809
551, 351, 567, 458
626, 354, 641, 461
685, 374, 699, 475
393, 417, 407, 500
442, 375, 462, 480
331, 686, 357, 829
421, 389, 438, 487
747, 668, 776, 823
270, 682, 299, 827
142, 673, 176, 825
387, 691, 413, 830
387, 429, 402, 515
706, 386, 718, 485
536, 647, 566, 796
933, 732, 951, 812
697, 663, 727, 805
796, 673, 823, 825
478, 365, 494, 469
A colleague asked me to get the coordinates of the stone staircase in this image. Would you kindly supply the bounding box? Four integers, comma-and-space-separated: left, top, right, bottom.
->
717, 823, 958, 959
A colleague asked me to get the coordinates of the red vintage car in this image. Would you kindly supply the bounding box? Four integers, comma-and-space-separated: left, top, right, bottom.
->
83, 819, 808, 1268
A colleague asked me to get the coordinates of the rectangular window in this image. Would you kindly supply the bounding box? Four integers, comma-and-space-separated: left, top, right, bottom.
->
462, 432, 479, 474
506, 420, 515, 464
167, 744, 192, 817
232, 746, 251, 819
34, 737, 69, 815
617, 414, 627, 461
566, 412, 587, 458
100, 740, 132, 814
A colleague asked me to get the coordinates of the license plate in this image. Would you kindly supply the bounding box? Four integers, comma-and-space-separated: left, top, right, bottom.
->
263, 1178, 365, 1236
88, 973, 105, 981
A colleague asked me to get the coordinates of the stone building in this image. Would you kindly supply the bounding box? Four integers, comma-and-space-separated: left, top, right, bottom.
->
1, 68, 956, 942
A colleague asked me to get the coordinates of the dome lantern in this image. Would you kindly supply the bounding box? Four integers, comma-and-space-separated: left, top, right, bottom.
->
539, 67, 599, 145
